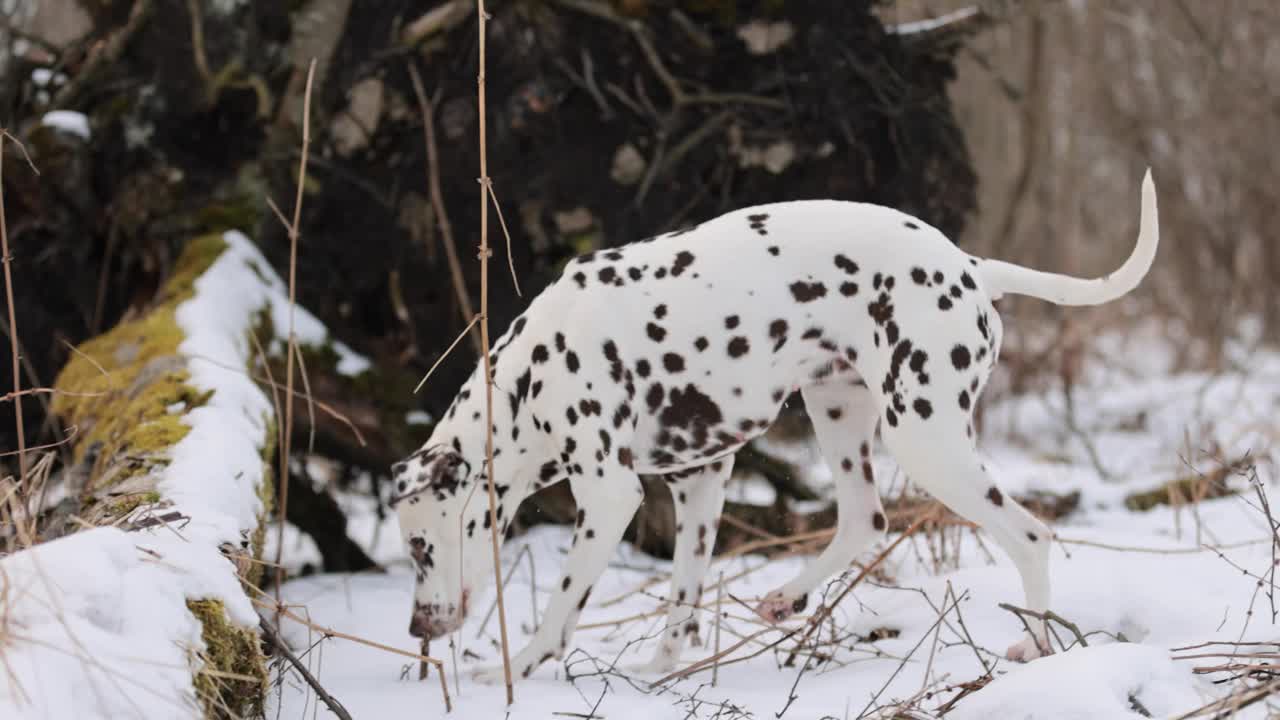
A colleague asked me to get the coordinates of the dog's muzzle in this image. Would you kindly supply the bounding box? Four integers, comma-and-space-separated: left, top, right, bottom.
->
407, 592, 469, 639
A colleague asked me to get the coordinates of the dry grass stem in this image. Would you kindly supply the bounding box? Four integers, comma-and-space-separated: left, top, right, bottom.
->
188, 352, 366, 446
784, 515, 931, 666
712, 570, 724, 687
413, 314, 482, 394
0, 428, 78, 460
292, 344, 317, 455
267, 57, 317, 619
406, 60, 482, 355
483, 181, 521, 297
475, 0, 515, 702
257, 614, 353, 720
255, 598, 452, 712
1057, 536, 1271, 555
0, 130, 37, 479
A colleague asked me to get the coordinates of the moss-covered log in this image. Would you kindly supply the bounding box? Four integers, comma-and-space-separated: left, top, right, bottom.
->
52, 235, 227, 522
51, 235, 270, 717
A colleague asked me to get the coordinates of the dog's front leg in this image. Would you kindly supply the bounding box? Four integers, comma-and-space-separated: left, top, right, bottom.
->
474, 467, 644, 684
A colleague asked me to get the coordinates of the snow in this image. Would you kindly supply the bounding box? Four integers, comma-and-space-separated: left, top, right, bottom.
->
229, 233, 371, 377
0, 529, 255, 719
40, 110, 90, 140
0, 230, 372, 719
889, 6, 981, 36
947, 644, 1200, 720
30, 69, 65, 88
265, 325, 1280, 719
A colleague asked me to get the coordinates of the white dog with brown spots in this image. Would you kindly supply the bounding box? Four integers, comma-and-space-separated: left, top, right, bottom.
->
390, 170, 1158, 683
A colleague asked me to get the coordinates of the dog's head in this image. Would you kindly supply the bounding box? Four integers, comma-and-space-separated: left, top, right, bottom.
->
390, 443, 499, 639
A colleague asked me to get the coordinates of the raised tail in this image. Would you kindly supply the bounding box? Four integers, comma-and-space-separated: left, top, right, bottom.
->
977, 169, 1158, 306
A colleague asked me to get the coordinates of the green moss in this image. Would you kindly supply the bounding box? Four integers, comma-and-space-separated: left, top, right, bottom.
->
53, 235, 230, 489
187, 599, 267, 720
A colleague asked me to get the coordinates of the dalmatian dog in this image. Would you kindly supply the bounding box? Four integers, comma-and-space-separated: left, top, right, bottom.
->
391, 171, 1158, 683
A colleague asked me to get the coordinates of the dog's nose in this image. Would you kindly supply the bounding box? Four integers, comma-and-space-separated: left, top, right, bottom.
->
408, 608, 433, 638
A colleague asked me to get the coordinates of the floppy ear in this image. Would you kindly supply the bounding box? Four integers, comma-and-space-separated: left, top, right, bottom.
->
389, 452, 472, 506
431, 454, 470, 496
389, 467, 434, 507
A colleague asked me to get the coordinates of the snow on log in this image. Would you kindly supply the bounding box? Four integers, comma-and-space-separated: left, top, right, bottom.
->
1, 231, 365, 718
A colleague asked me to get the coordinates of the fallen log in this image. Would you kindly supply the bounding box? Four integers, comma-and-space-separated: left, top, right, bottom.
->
32, 230, 371, 718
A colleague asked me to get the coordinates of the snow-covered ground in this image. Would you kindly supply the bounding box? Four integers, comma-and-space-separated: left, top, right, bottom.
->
267, 327, 1280, 719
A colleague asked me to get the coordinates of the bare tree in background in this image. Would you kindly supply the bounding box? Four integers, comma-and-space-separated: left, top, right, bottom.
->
889, 0, 1280, 370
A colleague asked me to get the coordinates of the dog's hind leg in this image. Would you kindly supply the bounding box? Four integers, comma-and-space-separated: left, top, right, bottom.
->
630, 458, 732, 674
755, 381, 885, 624
879, 416, 1053, 661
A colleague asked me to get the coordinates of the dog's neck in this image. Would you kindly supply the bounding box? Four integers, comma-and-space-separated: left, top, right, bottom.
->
432, 320, 543, 534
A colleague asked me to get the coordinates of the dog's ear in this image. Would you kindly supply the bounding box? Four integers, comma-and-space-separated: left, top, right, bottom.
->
428, 452, 470, 495
389, 450, 471, 507
389, 463, 434, 507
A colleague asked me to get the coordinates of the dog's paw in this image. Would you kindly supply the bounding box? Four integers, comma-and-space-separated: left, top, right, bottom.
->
1005, 635, 1050, 662
754, 590, 807, 624
624, 656, 678, 677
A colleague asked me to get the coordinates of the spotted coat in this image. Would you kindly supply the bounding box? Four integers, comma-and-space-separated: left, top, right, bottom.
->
392, 172, 1160, 681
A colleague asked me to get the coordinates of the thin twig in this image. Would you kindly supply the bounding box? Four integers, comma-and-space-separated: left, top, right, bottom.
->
186, 353, 366, 447
257, 598, 452, 712
0, 130, 31, 478
856, 591, 968, 720
248, 332, 286, 544
654, 625, 799, 686
475, 543, 533, 639
292, 344, 318, 455
485, 182, 522, 297
476, 0, 515, 703
413, 314, 483, 394
259, 615, 353, 720
406, 60, 482, 356
0, 428, 77, 458
272, 58, 317, 615
997, 603, 1088, 650
712, 570, 724, 687
785, 516, 931, 665
1057, 536, 1269, 555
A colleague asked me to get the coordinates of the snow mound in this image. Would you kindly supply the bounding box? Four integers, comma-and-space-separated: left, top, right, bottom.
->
211, 232, 371, 377
949, 644, 1199, 720
40, 110, 90, 140
0, 528, 253, 719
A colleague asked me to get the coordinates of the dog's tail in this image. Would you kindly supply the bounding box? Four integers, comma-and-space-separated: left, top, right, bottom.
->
977, 169, 1158, 306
